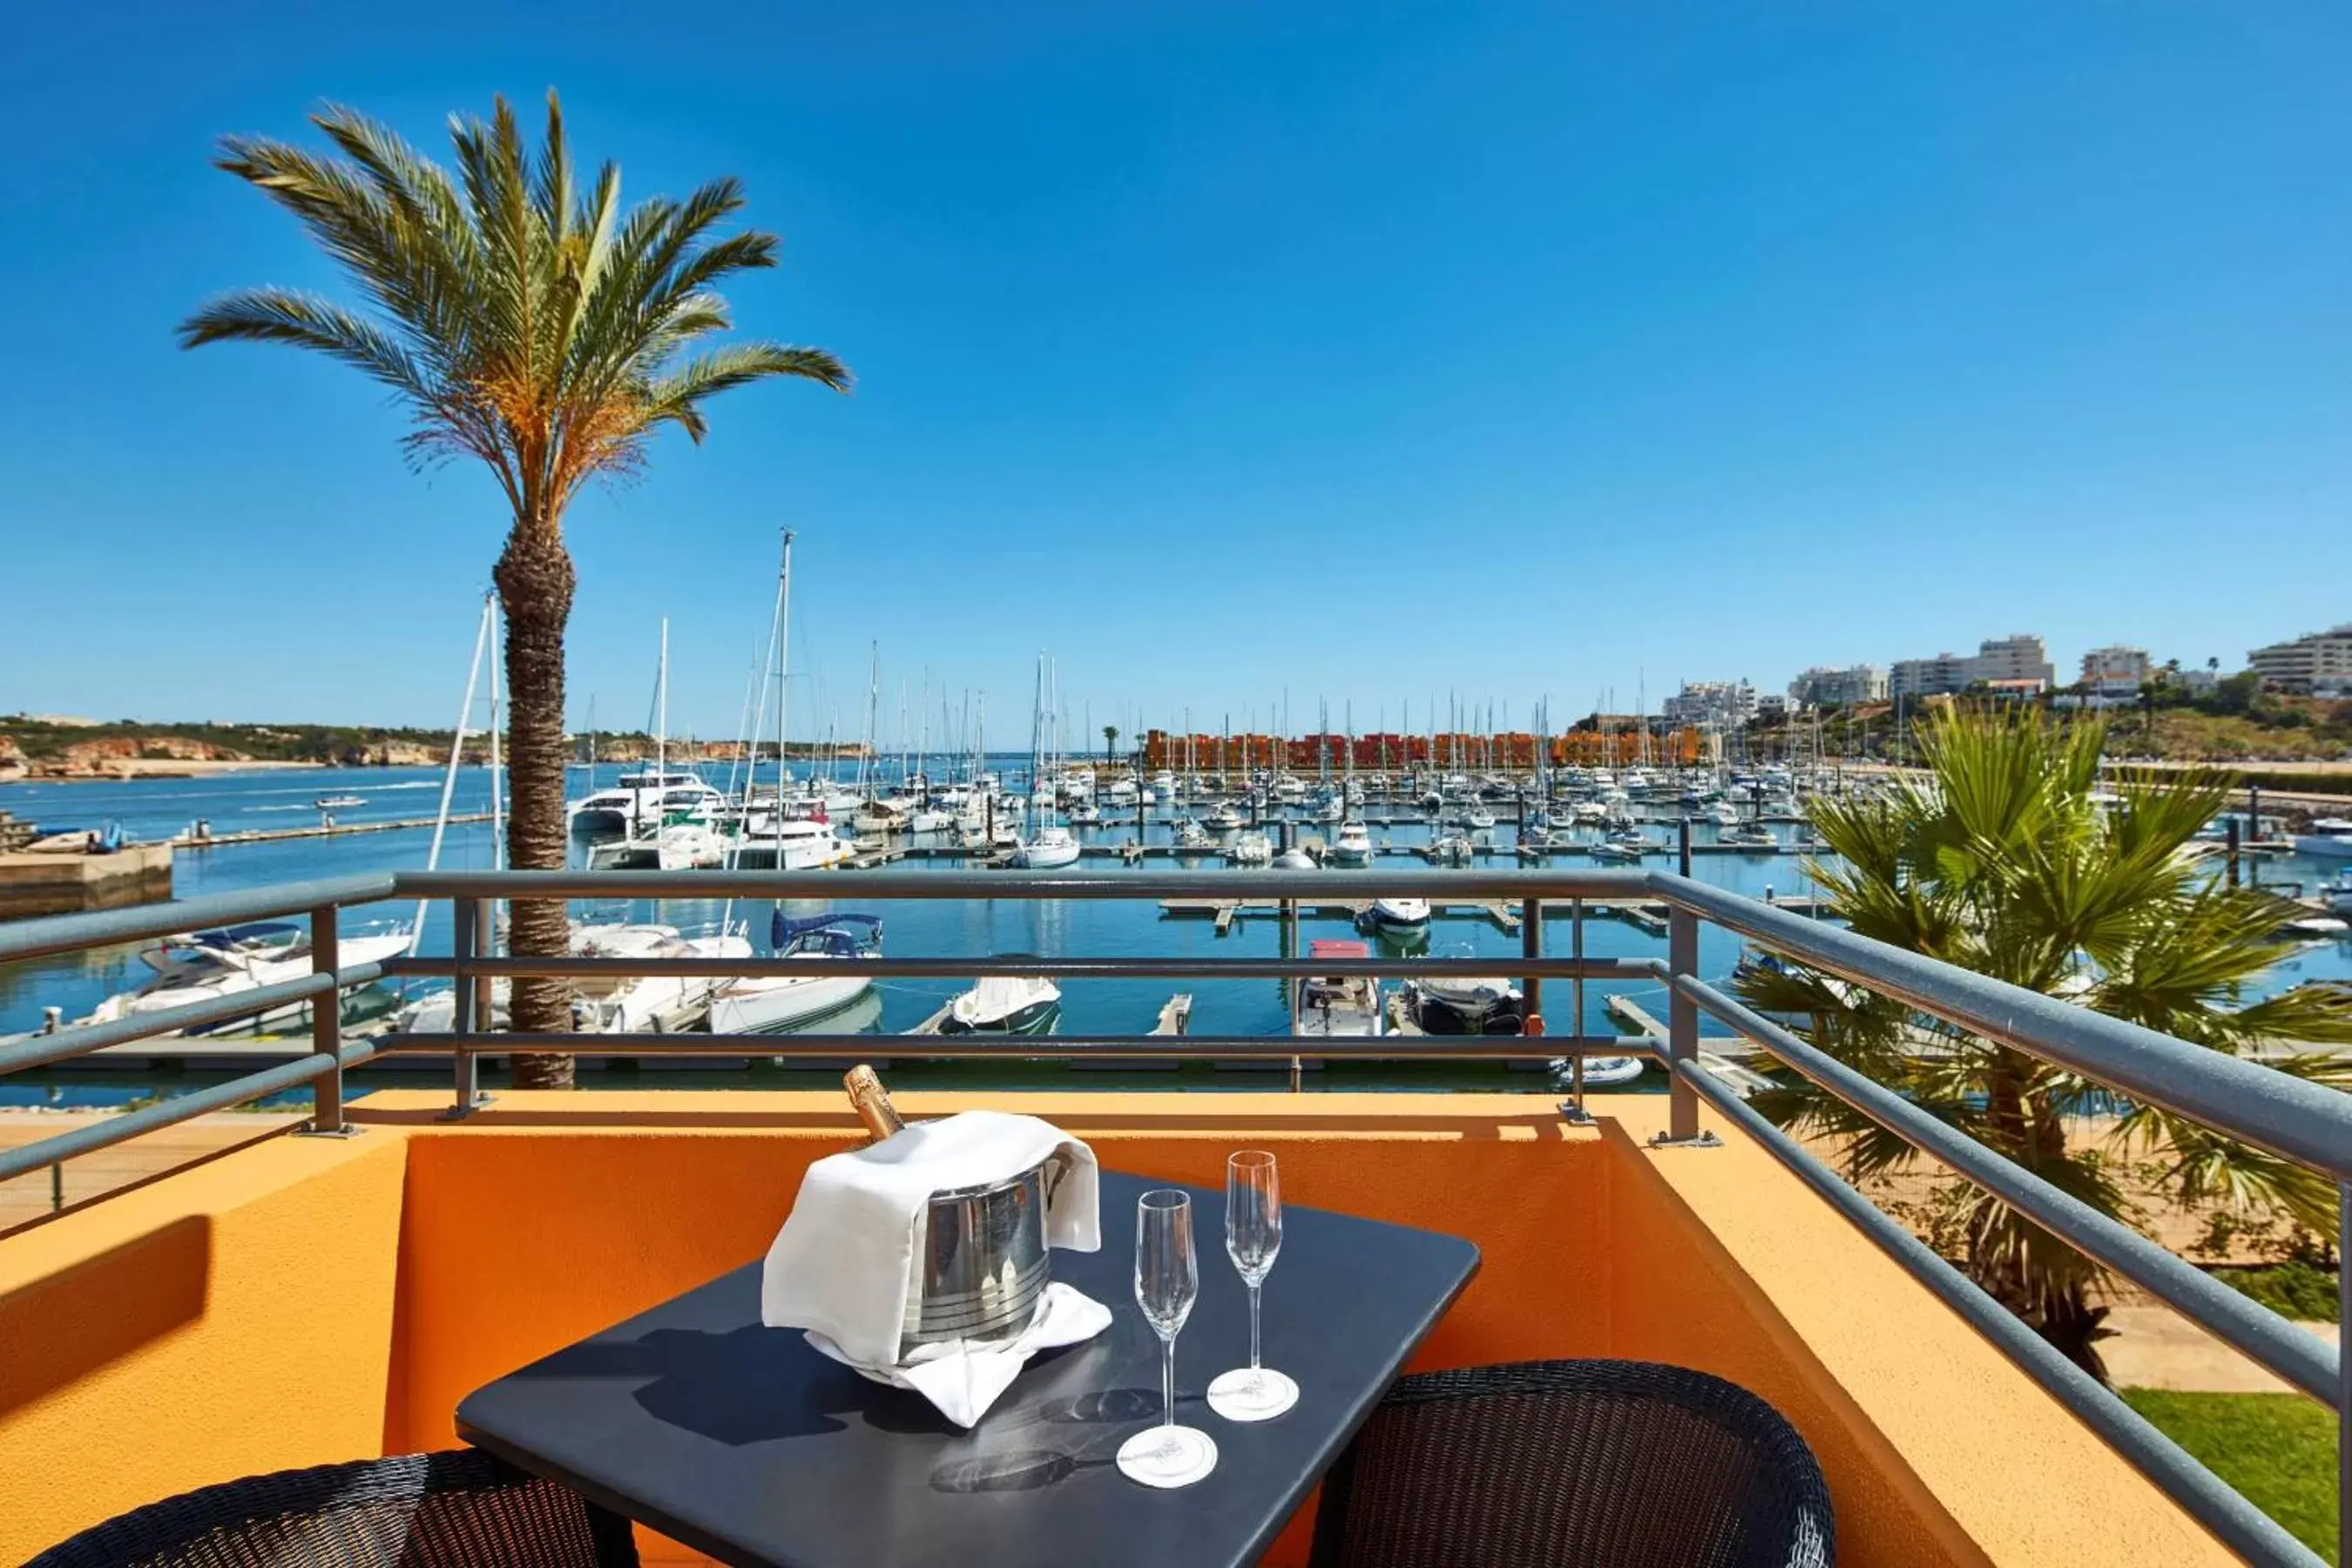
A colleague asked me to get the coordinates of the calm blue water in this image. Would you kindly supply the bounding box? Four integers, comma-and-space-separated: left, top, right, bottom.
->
3, 761, 2345, 1099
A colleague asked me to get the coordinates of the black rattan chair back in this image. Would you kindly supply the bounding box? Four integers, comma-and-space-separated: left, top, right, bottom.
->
1310, 1360, 1834, 1568
27, 1450, 640, 1568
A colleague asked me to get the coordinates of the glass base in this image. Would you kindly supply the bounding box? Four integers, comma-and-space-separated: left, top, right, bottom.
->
1116, 1423, 1220, 1489
1206, 1366, 1300, 1423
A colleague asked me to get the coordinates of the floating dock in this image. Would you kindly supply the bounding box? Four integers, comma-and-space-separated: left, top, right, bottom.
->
0, 842, 173, 920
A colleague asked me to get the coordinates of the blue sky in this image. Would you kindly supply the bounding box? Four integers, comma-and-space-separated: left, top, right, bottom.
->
2, 3, 2346, 742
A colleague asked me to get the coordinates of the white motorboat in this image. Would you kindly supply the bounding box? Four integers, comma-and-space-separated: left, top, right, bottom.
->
1362, 896, 1430, 933
1463, 806, 1497, 831
1274, 775, 1308, 804
390, 920, 685, 1034
2322, 878, 2352, 917
2295, 818, 2352, 859
1009, 827, 1082, 868
1273, 846, 1319, 869
939, 973, 1062, 1035
580, 929, 753, 1033
82, 920, 416, 1035
2279, 914, 2351, 940
707, 914, 881, 1036
1720, 823, 1779, 851
1231, 830, 1274, 865
1327, 821, 1375, 866
1315, 796, 1346, 822
1172, 818, 1213, 850
1401, 974, 1524, 1036
1294, 940, 1382, 1038
1427, 833, 1474, 864
654, 821, 728, 870
1066, 802, 1101, 825
1705, 801, 1740, 827
730, 809, 850, 870
566, 770, 724, 837
1206, 801, 1247, 831
315, 794, 367, 810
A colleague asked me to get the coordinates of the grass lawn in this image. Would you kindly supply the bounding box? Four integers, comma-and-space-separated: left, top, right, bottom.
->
2123, 1388, 2337, 1565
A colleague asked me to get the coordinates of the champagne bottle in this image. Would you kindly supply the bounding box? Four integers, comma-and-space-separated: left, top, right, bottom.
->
843, 1064, 905, 1141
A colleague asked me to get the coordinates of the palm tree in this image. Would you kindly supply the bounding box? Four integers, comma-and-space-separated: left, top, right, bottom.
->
181, 93, 848, 1086
1735, 706, 2350, 1377
1103, 725, 1119, 767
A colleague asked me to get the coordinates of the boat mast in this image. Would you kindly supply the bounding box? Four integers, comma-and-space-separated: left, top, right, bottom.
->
409, 592, 496, 956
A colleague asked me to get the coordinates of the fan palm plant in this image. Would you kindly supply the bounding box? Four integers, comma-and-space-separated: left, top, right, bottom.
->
179, 93, 848, 1085
1735, 706, 2350, 1377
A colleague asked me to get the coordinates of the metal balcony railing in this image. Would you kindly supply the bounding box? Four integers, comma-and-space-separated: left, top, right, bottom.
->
0, 866, 2345, 1566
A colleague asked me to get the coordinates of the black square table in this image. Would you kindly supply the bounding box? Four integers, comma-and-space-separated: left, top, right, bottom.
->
458, 1168, 1479, 1568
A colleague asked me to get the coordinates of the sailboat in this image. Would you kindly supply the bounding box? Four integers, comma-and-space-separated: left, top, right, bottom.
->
1008, 653, 1081, 868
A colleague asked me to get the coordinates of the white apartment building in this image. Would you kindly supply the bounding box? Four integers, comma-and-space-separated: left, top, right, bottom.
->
2078, 645, 2152, 703
2248, 624, 2352, 696
1662, 679, 1759, 729
1891, 635, 2054, 698
1788, 665, 1890, 707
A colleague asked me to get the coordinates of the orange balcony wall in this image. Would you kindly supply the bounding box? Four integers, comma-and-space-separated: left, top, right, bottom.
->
0, 1092, 2240, 1566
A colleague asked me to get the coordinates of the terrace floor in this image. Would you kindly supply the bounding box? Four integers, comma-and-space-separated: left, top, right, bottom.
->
0, 1090, 2248, 1566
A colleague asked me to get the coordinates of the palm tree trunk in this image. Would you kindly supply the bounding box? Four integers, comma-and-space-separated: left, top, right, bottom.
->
494, 527, 578, 1091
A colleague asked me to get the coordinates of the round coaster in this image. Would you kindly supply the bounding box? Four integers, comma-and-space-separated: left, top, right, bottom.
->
1116, 1423, 1220, 1489
1206, 1367, 1301, 1423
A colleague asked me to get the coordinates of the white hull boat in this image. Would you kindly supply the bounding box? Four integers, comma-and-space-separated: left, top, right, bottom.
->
1009, 828, 1082, 868
83, 922, 416, 1035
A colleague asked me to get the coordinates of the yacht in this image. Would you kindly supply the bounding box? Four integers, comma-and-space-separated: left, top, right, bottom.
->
81, 921, 416, 1035
729, 807, 850, 870
1361, 896, 1431, 935
1463, 806, 1497, 831
1293, 940, 1383, 1038
939, 973, 1062, 1035
391, 921, 685, 1034
1065, 801, 1101, 826
1172, 818, 1213, 851
2294, 818, 2352, 859
1705, 801, 1741, 827
1400, 974, 1524, 1036
1427, 833, 1474, 864
1720, 822, 1779, 851
1206, 801, 1247, 831
578, 928, 753, 1033
1230, 830, 1275, 866
566, 771, 724, 837
706, 915, 881, 1036
1327, 821, 1375, 866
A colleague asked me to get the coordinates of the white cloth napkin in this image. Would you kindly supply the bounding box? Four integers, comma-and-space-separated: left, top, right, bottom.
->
807, 1281, 1112, 1428
760, 1110, 1101, 1371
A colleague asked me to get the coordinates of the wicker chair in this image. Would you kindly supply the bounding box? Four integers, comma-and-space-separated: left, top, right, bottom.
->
27, 1450, 640, 1568
1310, 1360, 1834, 1568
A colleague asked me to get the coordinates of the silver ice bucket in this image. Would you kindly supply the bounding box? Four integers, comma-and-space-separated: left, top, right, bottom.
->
898, 1152, 1071, 1358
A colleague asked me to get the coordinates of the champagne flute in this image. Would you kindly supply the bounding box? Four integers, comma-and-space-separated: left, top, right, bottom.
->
1117, 1189, 1220, 1488
1208, 1150, 1300, 1421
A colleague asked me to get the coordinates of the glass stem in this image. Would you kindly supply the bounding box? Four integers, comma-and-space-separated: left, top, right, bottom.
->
1161, 1335, 1176, 1429
1248, 1281, 1262, 1371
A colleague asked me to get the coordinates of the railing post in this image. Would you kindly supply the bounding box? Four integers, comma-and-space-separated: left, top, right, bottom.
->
302, 906, 348, 1135
449, 897, 480, 1118
1654, 903, 1715, 1146
1520, 896, 1543, 1031
2341, 1180, 2349, 1568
